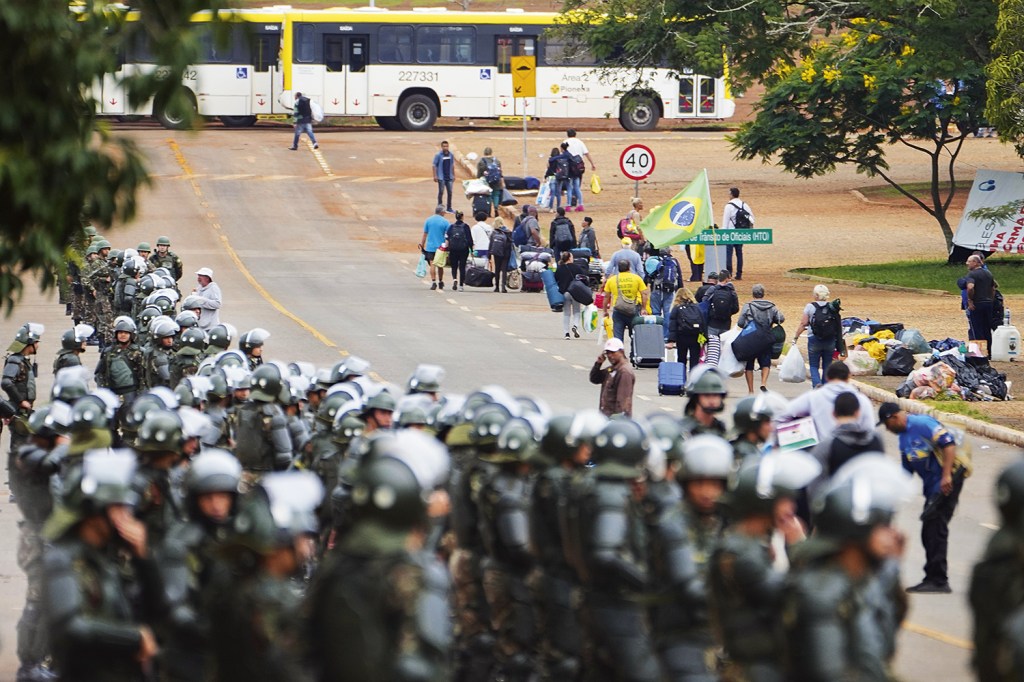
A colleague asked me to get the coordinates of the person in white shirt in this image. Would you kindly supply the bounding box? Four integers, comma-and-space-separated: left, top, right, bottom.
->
563, 129, 596, 212
192, 267, 222, 330
721, 187, 754, 280
470, 210, 493, 258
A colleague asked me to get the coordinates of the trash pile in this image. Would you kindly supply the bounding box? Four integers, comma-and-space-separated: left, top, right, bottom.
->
840, 318, 1012, 402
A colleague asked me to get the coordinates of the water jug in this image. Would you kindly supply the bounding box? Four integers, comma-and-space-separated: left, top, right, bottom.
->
991, 325, 1020, 362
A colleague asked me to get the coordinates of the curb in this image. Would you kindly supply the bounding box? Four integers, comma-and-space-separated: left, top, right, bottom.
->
850, 378, 1024, 448
784, 270, 953, 298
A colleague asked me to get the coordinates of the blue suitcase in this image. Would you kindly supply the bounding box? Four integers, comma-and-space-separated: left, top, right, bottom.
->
658, 361, 687, 395
541, 269, 564, 312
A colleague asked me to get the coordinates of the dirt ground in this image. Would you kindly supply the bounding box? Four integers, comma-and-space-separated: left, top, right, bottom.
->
434, 122, 1024, 430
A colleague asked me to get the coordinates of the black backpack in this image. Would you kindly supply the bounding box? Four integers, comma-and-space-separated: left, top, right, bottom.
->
448, 225, 470, 252
676, 303, 706, 337
571, 154, 585, 177
490, 229, 510, 254
707, 286, 735, 321
553, 218, 573, 244
554, 156, 571, 180
731, 201, 752, 229
810, 302, 840, 338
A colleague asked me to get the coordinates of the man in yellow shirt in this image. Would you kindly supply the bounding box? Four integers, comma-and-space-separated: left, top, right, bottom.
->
602, 260, 650, 341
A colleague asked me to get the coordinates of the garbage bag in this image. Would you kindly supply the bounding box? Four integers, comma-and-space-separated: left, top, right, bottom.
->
881, 347, 915, 376
897, 329, 931, 355
717, 328, 746, 378
846, 350, 880, 376
463, 178, 492, 196
779, 345, 807, 383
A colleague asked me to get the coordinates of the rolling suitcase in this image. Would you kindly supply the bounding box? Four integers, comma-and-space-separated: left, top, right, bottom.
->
464, 266, 495, 288
521, 270, 544, 292
630, 316, 665, 368
658, 355, 687, 395
570, 247, 592, 261
541, 269, 564, 312
472, 194, 492, 217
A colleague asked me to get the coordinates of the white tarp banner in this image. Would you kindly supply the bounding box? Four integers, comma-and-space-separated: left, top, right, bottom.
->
953, 169, 1024, 254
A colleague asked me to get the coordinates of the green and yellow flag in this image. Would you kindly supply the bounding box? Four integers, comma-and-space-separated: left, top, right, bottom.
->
639, 169, 714, 249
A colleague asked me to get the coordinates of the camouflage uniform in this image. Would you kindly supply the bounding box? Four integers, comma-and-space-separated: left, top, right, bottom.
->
149, 250, 184, 283
169, 348, 201, 386
3, 350, 37, 461
52, 349, 82, 376
84, 259, 114, 346
67, 258, 89, 325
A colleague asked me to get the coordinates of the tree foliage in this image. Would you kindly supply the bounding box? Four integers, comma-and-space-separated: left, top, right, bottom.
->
986, 0, 1024, 155
0, 0, 224, 316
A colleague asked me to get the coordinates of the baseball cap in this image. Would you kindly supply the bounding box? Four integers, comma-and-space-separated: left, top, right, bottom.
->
195, 267, 214, 279
877, 402, 901, 425
604, 338, 625, 353
621, 237, 632, 247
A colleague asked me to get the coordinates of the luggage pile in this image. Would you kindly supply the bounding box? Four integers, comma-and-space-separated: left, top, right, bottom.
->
895, 355, 1010, 401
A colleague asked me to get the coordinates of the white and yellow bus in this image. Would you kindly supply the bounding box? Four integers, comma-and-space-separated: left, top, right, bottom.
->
94, 7, 735, 132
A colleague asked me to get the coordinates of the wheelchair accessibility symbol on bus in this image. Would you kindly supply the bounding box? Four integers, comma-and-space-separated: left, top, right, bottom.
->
480, 69, 492, 80
236, 67, 249, 79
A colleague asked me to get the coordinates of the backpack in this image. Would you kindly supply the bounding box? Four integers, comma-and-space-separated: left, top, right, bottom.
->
993, 289, 1005, 330
810, 302, 840, 338
677, 303, 706, 337
448, 225, 470, 252
553, 218, 573, 244
571, 154, 585, 177
731, 201, 752, 229
490, 229, 510, 254
618, 217, 641, 240
656, 257, 680, 289
707, 286, 735, 321
554, 156, 571, 180
484, 160, 502, 186
511, 220, 529, 247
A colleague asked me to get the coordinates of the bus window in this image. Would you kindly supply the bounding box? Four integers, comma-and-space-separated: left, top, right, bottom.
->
699, 77, 715, 114
379, 25, 413, 63
199, 26, 234, 63
497, 36, 536, 74
325, 35, 344, 72
416, 26, 475, 64
295, 24, 315, 63
350, 38, 367, 73
127, 28, 155, 64
254, 34, 280, 72
542, 40, 597, 66
678, 77, 694, 115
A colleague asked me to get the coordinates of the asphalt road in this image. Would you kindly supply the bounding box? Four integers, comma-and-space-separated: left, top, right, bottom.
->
1, 125, 1020, 680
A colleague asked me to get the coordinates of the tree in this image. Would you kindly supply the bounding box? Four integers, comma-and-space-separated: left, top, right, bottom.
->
556, 0, 997, 253
986, 0, 1024, 155
0, 0, 224, 315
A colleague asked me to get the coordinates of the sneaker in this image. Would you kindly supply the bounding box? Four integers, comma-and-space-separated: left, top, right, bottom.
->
459, 285, 464, 291
313, 144, 319, 149
438, 282, 445, 290
288, 147, 297, 151
452, 280, 458, 289
565, 333, 571, 339
906, 581, 952, 594
760, 386, 768, 392
430, 282, 437, 291
572, 326, 580, 338
576, 205, 585, 212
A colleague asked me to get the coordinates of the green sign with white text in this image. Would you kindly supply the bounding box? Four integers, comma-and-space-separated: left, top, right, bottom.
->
679, 229, 773, 245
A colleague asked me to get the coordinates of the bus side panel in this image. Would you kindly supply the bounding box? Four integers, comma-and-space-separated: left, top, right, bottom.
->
97, 74, 126, 115
195, 65, 253, 116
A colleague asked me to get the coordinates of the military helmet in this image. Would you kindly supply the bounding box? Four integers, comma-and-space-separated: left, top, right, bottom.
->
137, 274, 157, 296
69, 394, 112, 432
284, 375, 310, 406
733, 395, 776, 434
113, 316, 137, 335
156, 236, 171, 246
175, 376, 212, 408
181, 295, 203, 312
318, 390, 360, 427
222, 365, 251, 392
28, 403, 72, 438
205, 323, 235, 350
239, 328, 270, 353
496, 416, 544, 464
470, 403, 514, 448
363, 385, 397, 414
150, 294, 175, 315
331, 400, 366, 445
85, 244, 99, 257
51, 367, 90, 403
136, 241, 152, 252
124, 388, 179, 432
214, 349, 248, 370
94, 239, 111, 250
175, 310, 199, 329
122, 259, 140, 278
44, 449, 138, 539
233, 472, 325, 553
61, 323, 94, 351
539, 414, 575, 462
394, 394, 433, 428
462, 385, 519, 422
997, 459, 1024, 538
516, 396, 551, 420
8, 322, 44, 353
646, 413, 685, 463
108, 248, 123, 264
178, 328, 208, 353
136, 409, 184, 454
249, 363, 283, 403
150, 317, 180, 340
329, 356, 371, 385
685, 365, 728, 396
349, 453, 426, 530
178, 406, 213, 441
186, 448, 242, 496
679, 434, 734, 481
206, 370, 230, 400
82, 225, 98, 237
591, 418, 650, 480
406, 363, 445, 394
813, 476, 900, 545
722, 451, 821, 518
432, 394, 466, 429
137, 306, 160, 331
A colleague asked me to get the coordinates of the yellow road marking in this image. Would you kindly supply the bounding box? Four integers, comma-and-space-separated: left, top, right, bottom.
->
902, 622, 973, 650
168, 139, 339, 351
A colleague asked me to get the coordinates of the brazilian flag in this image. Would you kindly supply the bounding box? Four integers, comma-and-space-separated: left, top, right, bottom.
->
639, 169, 714, 249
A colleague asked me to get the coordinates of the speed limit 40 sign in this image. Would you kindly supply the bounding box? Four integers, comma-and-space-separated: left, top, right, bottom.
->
619, 144, 656, 181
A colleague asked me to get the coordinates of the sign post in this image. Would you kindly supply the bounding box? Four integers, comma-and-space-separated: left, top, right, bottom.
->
619, 144, 656, 197
511, 56, 536, 176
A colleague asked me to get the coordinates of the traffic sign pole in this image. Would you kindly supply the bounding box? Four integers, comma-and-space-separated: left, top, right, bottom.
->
511, 56, 537, 179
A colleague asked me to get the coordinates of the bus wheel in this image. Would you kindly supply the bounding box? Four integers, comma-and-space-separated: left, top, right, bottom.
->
375, 116, 404, 131
155, 89, 198, 130
398, 94, 438, 131
219, 115, 258, 128
619, 95, 660, 132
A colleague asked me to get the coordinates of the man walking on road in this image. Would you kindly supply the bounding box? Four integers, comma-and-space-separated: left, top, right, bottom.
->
722, 187, 753, 280
603, 260, 649, 342
879, 402, 967, 594
419, 205, 450, 291
964, 254, 996, 358
589, 338, 634, 416
564, 129, 596, 211
191, 267, 222, 331
289, 92, 318, 151
432, 140, 456, 213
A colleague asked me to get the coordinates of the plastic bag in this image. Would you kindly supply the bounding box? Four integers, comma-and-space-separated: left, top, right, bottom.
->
537, 178, 554, 209
717, 328, 745, 377
898, 329, 931, 355
432, 248, 448, 269
500, 188, 518, 206
846, 350, 880, 376
779, 345, 807, 383
581, 304, 599, 333
590, 173, 602, 194
463, 178, 492, 196
508, 249, 518, 270
415, 254, 427, 278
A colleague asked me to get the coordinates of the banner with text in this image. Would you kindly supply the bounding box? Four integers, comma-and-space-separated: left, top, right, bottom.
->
953, 169, 1024, 255
680, 229, 773, 245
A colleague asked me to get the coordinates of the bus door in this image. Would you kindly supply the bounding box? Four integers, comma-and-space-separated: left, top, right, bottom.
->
99, 51, 126, 115
252, 29, 282, 115
323, 34, 369, 116
678, 75, 717, 117
495, 35, 537, 117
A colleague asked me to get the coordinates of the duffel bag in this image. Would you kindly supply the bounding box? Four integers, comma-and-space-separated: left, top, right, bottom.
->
732, 323, 775, 361
567, 279, 594, 306
464, 266, 495, 288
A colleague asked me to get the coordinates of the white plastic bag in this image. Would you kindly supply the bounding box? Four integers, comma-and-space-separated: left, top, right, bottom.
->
779, 345, 807, 383
537, 177, 554, 209
581, 305, 599, 333
463, 178, 492, 196
846, 349, 880, 376
310, 100, 324, 123
717, 328, 745, 378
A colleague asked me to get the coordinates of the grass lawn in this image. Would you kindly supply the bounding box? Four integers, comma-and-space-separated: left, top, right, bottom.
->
921, 399, 993, 423
794, 258, 1024, 295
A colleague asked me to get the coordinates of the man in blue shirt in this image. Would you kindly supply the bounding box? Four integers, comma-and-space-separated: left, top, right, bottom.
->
431, 140, 455, 214
419, 205, 451, 291
880, 402, 966, 593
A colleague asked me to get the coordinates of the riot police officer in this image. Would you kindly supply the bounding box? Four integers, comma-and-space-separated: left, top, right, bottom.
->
406, 363, 445, 401
94, 316, 145, 408
144, 317, 180, 389
170, 328, 206, 385
53, 324, 93, 376
232, 363, 293, 483
680, 366, 728, 437
133, 409, 187, 548
731, 393, 778, 461
4, 323, 44, 457
148, 236, 184, 281
238, 327, 269, 370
